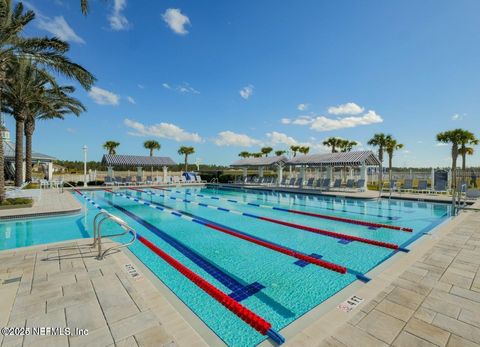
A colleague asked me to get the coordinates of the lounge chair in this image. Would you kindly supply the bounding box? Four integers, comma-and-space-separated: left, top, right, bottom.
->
125, 176, 134, 186
114, 177, 125, 186
345, 179, 355, 190
136, 175, 144, 185
295, 177, 303, 188
389, 180, 398, 192
305, 178, 315, 189
104, 176, 114, 186
172, 176, 180, 184
287, 178, 296, 187
401, 179, 413, 193
279, 177, 287, 186
416, 180, 428, 193
356, 179, 365, 191
195, 175, 205, 183
433, 180, 448, 194
332, 179, 342, 190
320, 178, 331, 191
466, 189, 480, 200
315, 178, 323, 189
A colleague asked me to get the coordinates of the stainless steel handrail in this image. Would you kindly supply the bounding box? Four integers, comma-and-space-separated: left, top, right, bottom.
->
93, 210, 137, 260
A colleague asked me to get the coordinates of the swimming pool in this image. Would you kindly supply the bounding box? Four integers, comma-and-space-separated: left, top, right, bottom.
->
0, 186, 451, 346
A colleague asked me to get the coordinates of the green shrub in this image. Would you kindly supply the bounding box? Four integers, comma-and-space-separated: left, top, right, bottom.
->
1, 198, 32, 206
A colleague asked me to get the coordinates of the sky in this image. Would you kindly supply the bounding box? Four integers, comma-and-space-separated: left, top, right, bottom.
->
6, 0, 480, 167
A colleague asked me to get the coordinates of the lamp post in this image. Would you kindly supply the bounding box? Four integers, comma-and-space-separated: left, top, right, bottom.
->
83, 145, 88, 187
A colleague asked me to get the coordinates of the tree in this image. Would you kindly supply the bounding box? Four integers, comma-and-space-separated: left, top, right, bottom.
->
178, 146, 195, 171
458, 131, 478, 171
251, 152, 263, 158
261, 147, 273, 157
0, 0, 95, 196
367, 133, 389, 190
298, 146, 310, 155
322, 137, 343, 153
143, 140, 160, 156
275, 150, 286, 156
290, 145, 300, 157
338, 140, 358, 152
103, 141, 120, 155
238, 151, 251, 158
384, 136, 404, 182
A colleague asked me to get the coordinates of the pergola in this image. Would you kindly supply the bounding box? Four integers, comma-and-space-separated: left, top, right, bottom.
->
231, 155, 288, 182
287, 150, 380, 188
101, 154, 176, 180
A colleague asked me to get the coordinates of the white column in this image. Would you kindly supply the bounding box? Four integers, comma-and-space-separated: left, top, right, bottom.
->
137, 166, 143, 180
431, 167, 435, 189
47, 162, 53, 181
107, 166, 113, 178
300, 166, 306, 186
22, 161, 26, 183
163, 166, 168, 182
277, 165, 283, 185
326, 167, 333, 181
242, 167, 247, 178
360, 161, 367, 188
314, 167, 319, 180
258, 166, 264, 177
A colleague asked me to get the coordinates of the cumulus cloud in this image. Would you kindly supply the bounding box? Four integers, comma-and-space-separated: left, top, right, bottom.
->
127, 96, 136, 104
265, 131, 327, 152
327, 102, 364, 115
214, 131, 262, 147
239, 85, 254, 100
281, 118, 291, 124
310, 110, 383, 131
88, 87, 119, 105
124, 119, 202, 142
162, 8, 190, 35
37, 16, 85, 44
292, 115, 314, 125
109, 0, 129, 31
451, 113, 465, 121
297, 103, 309, 111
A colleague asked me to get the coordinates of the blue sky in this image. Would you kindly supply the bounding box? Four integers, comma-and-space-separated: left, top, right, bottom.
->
7, 0, 480, 167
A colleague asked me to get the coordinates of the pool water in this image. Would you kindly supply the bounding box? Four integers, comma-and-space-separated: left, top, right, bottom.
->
0, 186, 451, 346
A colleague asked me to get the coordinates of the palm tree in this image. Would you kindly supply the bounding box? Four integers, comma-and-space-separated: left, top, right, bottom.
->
252, 152, 263, 158
275, 150, 286, 156
144, 140, 161, 156
261, 147, 273, 157
384, 136, 404, 182
338, 140, 358, 152
238, 151, 251, 158
298, 146, 310, 155
81, 0, 88, 15
178, 146, 195, 171
0, 0, 94, 198
103, 141, 120, 155
367, 133, 389, 190
322, 137, 343, 153
290, 145, 300, 157
458, 131, 478, 172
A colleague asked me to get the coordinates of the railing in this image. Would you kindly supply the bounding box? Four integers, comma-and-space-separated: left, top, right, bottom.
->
93, 210, 136, 260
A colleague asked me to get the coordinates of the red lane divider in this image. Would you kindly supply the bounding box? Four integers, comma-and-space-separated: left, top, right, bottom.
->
205, 223, 347, 274
287, 209, 413, 232
126, 188, 346, 273
259, 216, 399, 250
135, 234, 284, 343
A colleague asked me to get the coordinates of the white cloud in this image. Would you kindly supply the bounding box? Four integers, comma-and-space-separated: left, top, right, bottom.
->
66, 128, 76, 133
214, 131, 262, 147
109, 0, 129, 31
88, 87, 119, 105
162, 8, 190, 35
124, 119, 202, 143
37, 16, 85, 44
292, 115, 314, 125
310, 110, 383, 131
162, 83, 171, 89
328, 102, 364, 115
239, 85, 254, 100
436, 142, 449, 147
266, 131, 327, 152
281, 118, 291, 124
451, 113, 466, 121
297, 103, 309, 111
137, 84, 145, 89
127, 96, 136, 104
162, 82, 199, 94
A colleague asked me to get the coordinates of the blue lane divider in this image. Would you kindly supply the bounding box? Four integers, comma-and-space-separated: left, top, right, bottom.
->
100, 196, 265, 301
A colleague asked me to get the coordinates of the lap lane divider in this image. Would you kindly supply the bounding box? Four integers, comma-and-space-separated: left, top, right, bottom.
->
104, 189, 348, 274
141, 188, 405, 252
151, 187, 412, 232
73, 190, 284, 345
122, 189, 371, 281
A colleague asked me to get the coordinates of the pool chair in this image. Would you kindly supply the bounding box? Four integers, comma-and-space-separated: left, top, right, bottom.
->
415, 180, 429, 193
145, 176, 153, 185
155, 177, 164, 184
320, 178, 331, 191
305, 178, 315, 189
314, 178, 323, 189
104, 176, 114, 186
114, 177, 125, 186
466, 189, 480, 200
287, 177, 296, 187
332, 179, 342, 190
172, 176, 180, 184
136, 175, 144, 185
164, 176, 172, 184
179, 176, 187, 184
196, 175, 206, 183
356, 179, 366, 191
433, 180, 449, 195
401, 179, 413, 193
125, 176, 134, 186
389, 180, 399, 192
279, 177, 287, 186
345, 179, 355, 190
295, 177, 303, 188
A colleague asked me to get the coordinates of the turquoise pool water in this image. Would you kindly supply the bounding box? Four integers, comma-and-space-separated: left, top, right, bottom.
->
0, 186, 451, 346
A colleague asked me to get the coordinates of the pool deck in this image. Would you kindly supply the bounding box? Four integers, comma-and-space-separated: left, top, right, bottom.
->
285, 200, 480, 347
0, 239, 209, 347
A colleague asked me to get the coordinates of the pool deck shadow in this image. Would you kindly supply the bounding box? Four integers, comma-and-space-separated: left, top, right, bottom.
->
0, 239, 210, 347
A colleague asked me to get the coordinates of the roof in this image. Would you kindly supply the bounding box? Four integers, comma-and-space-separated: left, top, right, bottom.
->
3, 140, 56, 161
102, 154, 176, 167
287, 150, 380, 166
231, 155, 288, 167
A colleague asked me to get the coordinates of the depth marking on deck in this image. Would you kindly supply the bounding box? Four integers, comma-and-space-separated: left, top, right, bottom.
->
337, 295, 364, 313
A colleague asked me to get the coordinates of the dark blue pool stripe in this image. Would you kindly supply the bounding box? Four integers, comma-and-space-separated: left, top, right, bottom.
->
100, 196, 264, 299
294, 253, 323, 267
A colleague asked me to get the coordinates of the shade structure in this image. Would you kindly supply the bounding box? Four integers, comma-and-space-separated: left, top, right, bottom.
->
101, 154, 176, 168
287, 151, 380, 167
231, 155, 288, 168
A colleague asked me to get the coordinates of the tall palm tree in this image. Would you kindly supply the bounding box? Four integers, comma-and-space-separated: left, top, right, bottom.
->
338, 140, 358, 152
103, 141, 120, 155
458, 131, 478, 172
367, 133, 389, 190
384, 136, 404, 182
275, 150, 286, 156
252, 152, 263, 158
290, 145, 300, 157
261, 146, 273, 157
0, 0, 94, 198
238, 151, 251, 158
322, 137, 343, 153
143, 140, 160, 156
298, 146, 310, 155
178, 146, 195, 171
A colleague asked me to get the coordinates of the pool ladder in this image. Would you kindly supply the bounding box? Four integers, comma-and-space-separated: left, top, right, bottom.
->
92, 211, 137, 260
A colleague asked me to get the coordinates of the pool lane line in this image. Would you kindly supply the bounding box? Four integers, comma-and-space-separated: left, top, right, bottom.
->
140, 188, 404, 252
105, 189, 348, 274
151, 187, 412, 232
73, 190, 284, 344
